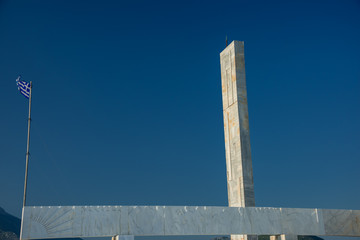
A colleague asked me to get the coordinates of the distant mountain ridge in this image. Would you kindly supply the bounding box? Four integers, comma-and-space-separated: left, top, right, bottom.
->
0, 229, 18, 240
0, 207, 20, 237
0, 206, 83, 240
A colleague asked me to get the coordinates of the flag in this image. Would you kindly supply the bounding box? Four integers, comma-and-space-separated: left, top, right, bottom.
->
16, 76, 31, 99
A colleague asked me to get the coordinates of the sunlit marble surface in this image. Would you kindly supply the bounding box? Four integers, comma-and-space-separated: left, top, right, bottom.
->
220, 40, 255, 208
20, 206, 360, 239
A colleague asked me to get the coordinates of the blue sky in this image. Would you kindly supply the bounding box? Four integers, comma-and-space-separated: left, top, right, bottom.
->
0, 0, 359, 238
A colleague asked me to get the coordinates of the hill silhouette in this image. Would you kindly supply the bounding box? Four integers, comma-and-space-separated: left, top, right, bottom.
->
0, 206, 83, 240
0, 207, 20, 236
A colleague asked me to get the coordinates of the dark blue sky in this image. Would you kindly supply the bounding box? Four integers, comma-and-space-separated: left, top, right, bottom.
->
0, 0, 359, 233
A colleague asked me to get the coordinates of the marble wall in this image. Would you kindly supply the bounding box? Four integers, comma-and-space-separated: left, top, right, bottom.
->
20, 206, 360, 239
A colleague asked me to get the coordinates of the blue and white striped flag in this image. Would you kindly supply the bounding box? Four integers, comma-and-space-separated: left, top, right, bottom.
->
16, 76, 31, 99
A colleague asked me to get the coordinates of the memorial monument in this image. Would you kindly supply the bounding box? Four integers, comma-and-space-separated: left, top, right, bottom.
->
220, 41, 296, 240
220, 41, 256, 240
19, 41, 360, 240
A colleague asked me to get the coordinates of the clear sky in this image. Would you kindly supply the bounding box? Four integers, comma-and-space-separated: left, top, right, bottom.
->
0, 0, 360, 238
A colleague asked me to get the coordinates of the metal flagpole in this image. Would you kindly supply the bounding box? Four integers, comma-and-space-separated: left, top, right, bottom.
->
22, 81, 32, 207
20, 81, 32, 240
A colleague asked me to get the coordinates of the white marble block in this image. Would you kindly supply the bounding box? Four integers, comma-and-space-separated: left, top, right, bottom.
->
20, 205, 360, 239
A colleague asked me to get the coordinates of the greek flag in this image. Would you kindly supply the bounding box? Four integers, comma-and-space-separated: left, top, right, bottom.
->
16, 76, 31, 99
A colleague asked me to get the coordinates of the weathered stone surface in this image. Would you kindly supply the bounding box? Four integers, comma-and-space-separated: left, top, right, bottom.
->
323, 209, 360, 236
128, 206, 164, 235
20, 206, 360, 239
220, 40, 255, 208
220, 40, 256, 240
280, 208, 325, 236
78, 206, 120, 237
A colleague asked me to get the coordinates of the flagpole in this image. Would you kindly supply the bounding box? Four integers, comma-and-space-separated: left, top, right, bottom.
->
22, 81, 32, 207
20, 81, 32, 240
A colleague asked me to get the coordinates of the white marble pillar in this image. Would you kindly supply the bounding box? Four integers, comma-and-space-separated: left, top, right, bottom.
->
112, 235, 134, 240
220, 41, 256, 240
270, 236, 277, 240
270, 235, 298, 240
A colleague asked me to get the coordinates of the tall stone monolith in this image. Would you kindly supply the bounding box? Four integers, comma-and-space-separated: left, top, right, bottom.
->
220, 41, 257, 240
